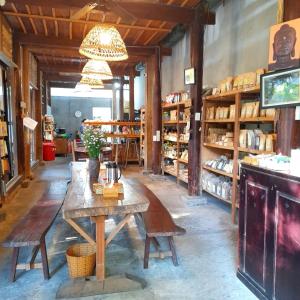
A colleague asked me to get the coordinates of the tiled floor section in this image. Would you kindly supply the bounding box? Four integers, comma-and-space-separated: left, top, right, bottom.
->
0, 158, 257, 300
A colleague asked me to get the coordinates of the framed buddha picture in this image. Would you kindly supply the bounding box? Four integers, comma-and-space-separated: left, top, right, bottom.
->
268, 18, 300, 71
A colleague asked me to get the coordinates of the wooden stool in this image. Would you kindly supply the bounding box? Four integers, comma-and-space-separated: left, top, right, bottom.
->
124, 138, 139, 168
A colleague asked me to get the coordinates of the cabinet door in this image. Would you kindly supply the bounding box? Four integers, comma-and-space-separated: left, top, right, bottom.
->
239, 169, 272, 296
273, 180, 300, 300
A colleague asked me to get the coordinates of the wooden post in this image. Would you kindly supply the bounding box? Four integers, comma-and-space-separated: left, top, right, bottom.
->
152, 47, 162, 174
276, 0, 300, 155
36, 68, 43, 162
188, 6, 204, 196
112, 84, 117, 120
95, 215, 105, 281
119, 77, 124, 120
22, 46, 31, 179
129, 72, 135, 121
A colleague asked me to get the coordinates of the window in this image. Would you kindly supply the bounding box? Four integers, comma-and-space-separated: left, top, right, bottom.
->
92, 107, 112, 134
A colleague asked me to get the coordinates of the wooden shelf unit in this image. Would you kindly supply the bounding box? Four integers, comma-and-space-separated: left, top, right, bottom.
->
161, 101, 191, 184
201, 87, 276, 223
140, 108, 145, 164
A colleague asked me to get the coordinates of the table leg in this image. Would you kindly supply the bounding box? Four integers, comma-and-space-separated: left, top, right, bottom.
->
95, 215, 105, 281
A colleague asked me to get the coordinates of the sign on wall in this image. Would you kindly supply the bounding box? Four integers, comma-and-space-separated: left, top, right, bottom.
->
268, 18, 300, 71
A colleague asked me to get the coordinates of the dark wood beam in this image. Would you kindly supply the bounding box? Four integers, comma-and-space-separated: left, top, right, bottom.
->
39, 64, 139, 77
14, 33, 172, 56
49, 82, 77, 88
7, 0, 199, 24
151, 47, 162, 175
43, 74, 81, 82
188, 6, 204, 196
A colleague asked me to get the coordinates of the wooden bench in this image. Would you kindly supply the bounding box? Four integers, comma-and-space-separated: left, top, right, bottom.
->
128, 179, 186, 268
2, 190, 66, 282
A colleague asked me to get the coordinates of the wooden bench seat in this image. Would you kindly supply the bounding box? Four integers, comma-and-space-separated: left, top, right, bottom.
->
2, 185, 67, 282
128, 179, 186, 268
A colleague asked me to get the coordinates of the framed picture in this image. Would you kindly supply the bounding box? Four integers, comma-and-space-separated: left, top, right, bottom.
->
268, 18, 300, 71
260, 67, 300, 108
184, 67, 195, 85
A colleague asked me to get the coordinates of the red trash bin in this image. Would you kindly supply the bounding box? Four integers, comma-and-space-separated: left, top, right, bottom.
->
43, 142, 56, 161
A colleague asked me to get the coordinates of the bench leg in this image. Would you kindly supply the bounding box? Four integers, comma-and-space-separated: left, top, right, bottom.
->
10, 247, 20, 282
168, 237, 179, 266
40, 239, 50, 280
144, 236, 151, 269
151, 237, 160, 251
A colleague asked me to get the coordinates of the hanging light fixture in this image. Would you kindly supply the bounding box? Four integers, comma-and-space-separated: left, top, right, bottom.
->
80, 76, 104, 89
74, 82, 91, 92
81, 59, 113, 80
79, 24, 128, 61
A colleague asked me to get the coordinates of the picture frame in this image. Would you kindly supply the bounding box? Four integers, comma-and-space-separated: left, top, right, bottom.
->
184, 67, 195, 85
260, 67, 300, 109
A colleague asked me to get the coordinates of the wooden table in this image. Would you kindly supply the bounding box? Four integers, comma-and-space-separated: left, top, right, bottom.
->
57, 162, 149, 298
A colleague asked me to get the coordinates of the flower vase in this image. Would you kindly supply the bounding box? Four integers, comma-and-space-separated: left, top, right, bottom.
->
88, 158, 100, 179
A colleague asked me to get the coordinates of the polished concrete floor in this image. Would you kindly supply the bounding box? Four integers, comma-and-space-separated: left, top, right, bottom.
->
0, 158, 257, 300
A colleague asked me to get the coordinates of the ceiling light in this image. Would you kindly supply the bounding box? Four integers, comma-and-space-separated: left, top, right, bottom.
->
74, 82, 91, 92
80, 76, 104, 89
79, 24, 128, 61
81, 59, 113, 80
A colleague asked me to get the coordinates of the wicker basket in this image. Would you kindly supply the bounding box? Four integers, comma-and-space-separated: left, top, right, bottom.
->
66, 243, 96, 278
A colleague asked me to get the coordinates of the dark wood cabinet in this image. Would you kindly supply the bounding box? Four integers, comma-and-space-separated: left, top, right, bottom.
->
238, 164, 300, 300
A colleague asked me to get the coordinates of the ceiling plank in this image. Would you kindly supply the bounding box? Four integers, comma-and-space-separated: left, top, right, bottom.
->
25, 5, 38, 35
52, 8, 59, 37
38, 6, 48, 36
15, 33, 172, 56
10, 3, 27, 34
6, 0, 196, 24
3, 12, 170, 32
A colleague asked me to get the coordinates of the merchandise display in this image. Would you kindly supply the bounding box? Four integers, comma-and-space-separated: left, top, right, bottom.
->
204, 156, 234, 175
206, 128, 234, 147
202, 171, 232, 202
163, 91, 190, 105
43, 115, 55, 141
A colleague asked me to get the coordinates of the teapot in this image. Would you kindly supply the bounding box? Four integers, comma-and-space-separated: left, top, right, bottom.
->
105, 161, 122, 184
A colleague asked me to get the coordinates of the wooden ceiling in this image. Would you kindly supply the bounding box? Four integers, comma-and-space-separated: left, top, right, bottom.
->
0, 0, 212, 83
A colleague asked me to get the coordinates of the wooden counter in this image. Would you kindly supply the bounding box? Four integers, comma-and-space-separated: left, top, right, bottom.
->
238, 163, 300, 300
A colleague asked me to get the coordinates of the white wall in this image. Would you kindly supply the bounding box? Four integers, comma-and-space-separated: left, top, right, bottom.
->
203, 0, 278, 87
134, 69, 146, 109
161, 32, 191, 99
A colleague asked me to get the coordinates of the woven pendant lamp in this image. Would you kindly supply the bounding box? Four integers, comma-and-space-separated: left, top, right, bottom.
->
81, 59, 113, 80
79, 24, 128, 61
74, 82, 91, 92
80, 76, 104, 89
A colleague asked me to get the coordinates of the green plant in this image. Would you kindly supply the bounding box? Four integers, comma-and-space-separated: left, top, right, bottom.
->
81, 126, 107, 159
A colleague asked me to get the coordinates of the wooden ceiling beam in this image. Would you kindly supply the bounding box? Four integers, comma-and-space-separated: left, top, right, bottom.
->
6, 0, 200, 24
15, 33, 172, 56
40, 64, 139, 77
4, 12, 170, 32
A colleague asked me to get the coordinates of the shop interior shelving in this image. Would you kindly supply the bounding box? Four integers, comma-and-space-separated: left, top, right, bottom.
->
140, 108, 145, 165
201, 86, 277, 222
161, 101, 191, 184
43, 115, 55, 141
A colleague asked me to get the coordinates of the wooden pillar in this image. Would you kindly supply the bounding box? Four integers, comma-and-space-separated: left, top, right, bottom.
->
129, 73, 135, 121
144, 58, 153, 172
13, 42, 25, 177
22, 46, 31, 179
152, 47, 162, 174
276, 0, 300, 155
188, 6, 204, 196
119, 78, 124, 120
36, 68, 43, 162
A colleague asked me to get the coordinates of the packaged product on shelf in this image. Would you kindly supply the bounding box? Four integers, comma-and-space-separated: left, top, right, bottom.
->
204, 155, 234, 174
265, 134, 275, 152
239, 130, 247, 148
265, 108, 276, 118
259, 134, 266, 151
170, 110, 177, 121
252, 101, 260, 118
245, 103, 254, 118
229, 105, 236, 119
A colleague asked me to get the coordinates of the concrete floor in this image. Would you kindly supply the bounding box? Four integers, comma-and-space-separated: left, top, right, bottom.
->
0, 158, 257, 300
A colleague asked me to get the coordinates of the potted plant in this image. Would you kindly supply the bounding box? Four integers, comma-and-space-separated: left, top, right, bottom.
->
81, 126, 106, 178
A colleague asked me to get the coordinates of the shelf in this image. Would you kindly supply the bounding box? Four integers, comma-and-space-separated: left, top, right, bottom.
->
163, 168, 178, 177
178, 158, 188, 164
238, 147, 275, 155
163, 138, 178, 143
85, 121, 140, 126
178, 120, 189, 124
202, 188, 232, 205
163, 155, 177, 160
178, 177, 188, 184
203, 86, 260, 101
106, 133, 140, 138
162, 101, 191, 109
163, 120, 177, 125
204, 119, 235, 123
239, 117, 275, 123
202, 165, 234, 178
179, 140, 189, 144
203, 143, 234, 151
